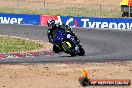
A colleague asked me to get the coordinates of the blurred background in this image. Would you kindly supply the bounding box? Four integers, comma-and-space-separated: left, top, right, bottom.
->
0, 0, 122, 17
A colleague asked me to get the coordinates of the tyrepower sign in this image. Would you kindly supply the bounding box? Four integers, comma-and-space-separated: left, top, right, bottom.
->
40, 15, 76, 27
40, 15, 132, 30
1, 14, 132, 29
0, 17, 23, 24
60, 16, 132, 29
0, 13, 40, 25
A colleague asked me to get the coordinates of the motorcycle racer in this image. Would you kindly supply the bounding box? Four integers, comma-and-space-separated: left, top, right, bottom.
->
47, 19, 80, 44
46, 19, 85, 56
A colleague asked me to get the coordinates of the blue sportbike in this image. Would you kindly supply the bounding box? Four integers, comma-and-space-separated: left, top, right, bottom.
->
52, 28, 85, 56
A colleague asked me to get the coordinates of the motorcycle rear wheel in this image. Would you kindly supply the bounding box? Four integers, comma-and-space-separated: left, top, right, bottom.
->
62, 41, 72, 52
53, 45, 62, 53
62, 41, 76, 56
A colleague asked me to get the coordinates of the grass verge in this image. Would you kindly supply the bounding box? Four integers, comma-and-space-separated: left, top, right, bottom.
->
0, 36, 43, 53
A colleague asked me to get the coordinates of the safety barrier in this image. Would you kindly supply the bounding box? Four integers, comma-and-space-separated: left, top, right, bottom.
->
0, 13, 132, 30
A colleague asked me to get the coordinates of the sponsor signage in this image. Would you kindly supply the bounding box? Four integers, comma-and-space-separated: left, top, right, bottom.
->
0, 13, 40, 25
79, 69, 131, 87
0, 14, 132, 30
59, 16, 132, 29
40, 15, 132, 30
40, 15, 59, 26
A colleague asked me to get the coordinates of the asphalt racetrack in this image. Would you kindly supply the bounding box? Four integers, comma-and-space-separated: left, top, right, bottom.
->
0, 24, 132, 64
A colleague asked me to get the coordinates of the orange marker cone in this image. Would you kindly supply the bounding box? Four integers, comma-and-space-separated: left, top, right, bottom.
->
82, 69, 88, 78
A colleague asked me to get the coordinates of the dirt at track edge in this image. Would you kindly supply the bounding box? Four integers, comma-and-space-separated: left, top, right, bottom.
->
0, 61, 131, 88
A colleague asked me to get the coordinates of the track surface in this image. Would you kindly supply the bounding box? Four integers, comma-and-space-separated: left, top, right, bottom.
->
0, 24, 132, 64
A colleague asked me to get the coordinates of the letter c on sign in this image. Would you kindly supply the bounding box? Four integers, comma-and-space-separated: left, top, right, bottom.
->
66, 18, 73, 26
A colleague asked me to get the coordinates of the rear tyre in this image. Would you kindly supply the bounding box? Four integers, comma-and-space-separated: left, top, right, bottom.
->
70, 53, 76, 57
62, 41, 76, 56
53, 45, 61, 53
62, 41, 71, 53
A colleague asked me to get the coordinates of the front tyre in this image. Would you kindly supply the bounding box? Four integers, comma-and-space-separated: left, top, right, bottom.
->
78, 46, 85, 56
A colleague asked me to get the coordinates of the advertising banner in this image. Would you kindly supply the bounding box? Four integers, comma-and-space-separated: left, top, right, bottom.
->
0, 13, 40, 25
40, 15, 59, 26
40, 15, 132, 29
59, 16, 132, 29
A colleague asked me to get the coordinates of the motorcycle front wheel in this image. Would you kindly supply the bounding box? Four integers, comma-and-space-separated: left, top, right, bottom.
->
78, 45, 85, 56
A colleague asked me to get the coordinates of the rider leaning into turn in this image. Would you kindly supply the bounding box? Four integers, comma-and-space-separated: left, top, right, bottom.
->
47, 19, 80, 44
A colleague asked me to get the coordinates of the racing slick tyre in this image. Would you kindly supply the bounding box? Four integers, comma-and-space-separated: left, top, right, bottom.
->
62, 41, 72, 52
78, 45, 85, 56
70, 53, 76, 57
53, 45, 62, 53
62, 41, 76, 56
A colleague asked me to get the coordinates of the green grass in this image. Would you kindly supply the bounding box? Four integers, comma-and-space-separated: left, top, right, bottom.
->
0, 7, 121, 17
0, 36, 43, 53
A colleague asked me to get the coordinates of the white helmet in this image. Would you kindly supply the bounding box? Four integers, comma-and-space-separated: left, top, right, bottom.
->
55, 20, 60, 27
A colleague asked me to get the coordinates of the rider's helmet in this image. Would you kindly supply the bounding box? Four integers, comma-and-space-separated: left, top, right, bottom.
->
55, 20, 60, 27
47, 19, 55, 29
